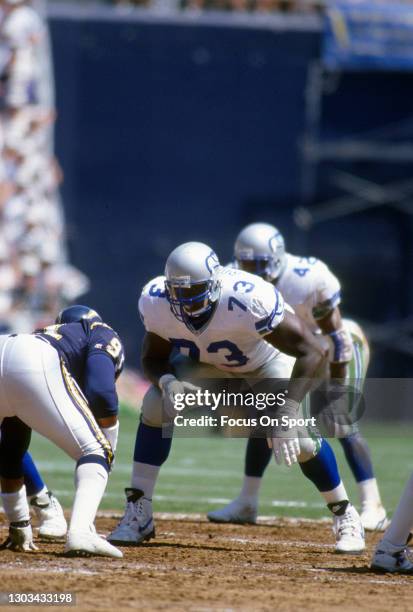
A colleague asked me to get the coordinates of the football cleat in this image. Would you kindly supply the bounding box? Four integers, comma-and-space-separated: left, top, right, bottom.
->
0, 520, 38, 552
108, 488, 155, 546
371, 539, 413, 574
333, 503, 365, 554
360, 503, 389, 532
31, 491, 67, 540
64, 526, 122, 558
207, 498, 257, 524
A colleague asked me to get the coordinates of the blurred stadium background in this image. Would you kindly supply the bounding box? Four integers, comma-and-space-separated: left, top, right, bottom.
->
2, 0, 413, 516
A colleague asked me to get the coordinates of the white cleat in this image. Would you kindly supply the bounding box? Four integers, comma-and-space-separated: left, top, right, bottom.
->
64, 527, 123, 558
31, 491, 67, 540
371, 539, 413, 574
0, 521, 38, 552
360, 503, 390, 532
333, 503, 365, 554
108, 488, 155, 546
207, 498, 257, 524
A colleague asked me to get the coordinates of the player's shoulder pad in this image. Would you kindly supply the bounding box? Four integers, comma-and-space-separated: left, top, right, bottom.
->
88, 320, 125, 373
284, 253, 334, 290
138, 275, 169, 330
219, 267, 284, 335
285, 253, 341, 317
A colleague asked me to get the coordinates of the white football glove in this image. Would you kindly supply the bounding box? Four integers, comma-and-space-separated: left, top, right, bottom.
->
0, 522, 38, 552
267, 436, 300, 467
267, 398, 301, 468
159, 374, 201, 419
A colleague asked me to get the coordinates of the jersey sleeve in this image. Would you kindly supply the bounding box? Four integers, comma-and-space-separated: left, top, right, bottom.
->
247, 278, 285, 337
84, 352, 119, 418
88, 322, 125, 379
312, 261, 341, 320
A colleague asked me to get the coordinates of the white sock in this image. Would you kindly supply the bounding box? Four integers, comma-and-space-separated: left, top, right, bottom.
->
238, 476, 261, 504
131, 462, 160, 499
320, 481, 349, 505
102, 422, 119, 453
383, 473, 413, 548
69, 462, 108, 533
1, 485, 30, 523
358, 478, 381, 507
27, 484, 48, 503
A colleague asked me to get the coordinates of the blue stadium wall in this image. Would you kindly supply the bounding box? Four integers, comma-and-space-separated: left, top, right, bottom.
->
49, 7, 413, 374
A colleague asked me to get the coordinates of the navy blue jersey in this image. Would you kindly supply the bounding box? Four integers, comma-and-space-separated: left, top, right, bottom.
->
34, 319, 125, 390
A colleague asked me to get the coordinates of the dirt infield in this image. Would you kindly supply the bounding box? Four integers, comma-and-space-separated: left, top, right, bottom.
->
0, 514, 411, 611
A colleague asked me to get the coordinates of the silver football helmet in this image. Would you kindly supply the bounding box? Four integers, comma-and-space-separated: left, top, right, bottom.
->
165, 242, 221, 331
234, 222, 286, 282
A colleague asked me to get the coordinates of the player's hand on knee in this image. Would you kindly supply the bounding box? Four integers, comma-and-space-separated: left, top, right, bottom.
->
266, 397, 301, 467
159, 374, 200, 418
268, 436, 300, 467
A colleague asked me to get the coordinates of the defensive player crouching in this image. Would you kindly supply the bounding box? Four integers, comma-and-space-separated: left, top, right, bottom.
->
109, 242, 365, 554
207, 223, 387, 532
0, 306, 124, 557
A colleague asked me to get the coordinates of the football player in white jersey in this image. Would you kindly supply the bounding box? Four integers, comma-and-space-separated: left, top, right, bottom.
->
109, 241, 365, 553
207, 223, 387, 531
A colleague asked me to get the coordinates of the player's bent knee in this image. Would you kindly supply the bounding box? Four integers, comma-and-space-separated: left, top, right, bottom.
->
77, 453, 111, 474
297, 437, 318, 463
140, 385, 164, 428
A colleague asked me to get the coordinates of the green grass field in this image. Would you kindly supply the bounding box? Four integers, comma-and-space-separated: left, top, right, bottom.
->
28, 407, 413, 520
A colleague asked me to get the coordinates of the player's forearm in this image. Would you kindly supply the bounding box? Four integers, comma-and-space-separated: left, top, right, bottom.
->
288, 349, 328, 403
318, 307, 351, 381
141, 357, 172, 387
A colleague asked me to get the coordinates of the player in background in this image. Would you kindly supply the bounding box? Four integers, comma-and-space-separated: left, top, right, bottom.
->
0, 305, 124, 557
207, 223, 386, 531
109, 242, 365, 553
371, 474, 413, 573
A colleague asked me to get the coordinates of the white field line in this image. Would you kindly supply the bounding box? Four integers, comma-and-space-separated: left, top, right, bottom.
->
96, 510, 331, 525
306, 568, 409, 586
40, 491, 326, 510
0, 564, 100, 576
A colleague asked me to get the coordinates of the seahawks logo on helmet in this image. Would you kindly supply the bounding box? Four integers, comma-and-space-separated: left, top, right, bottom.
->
269, 233, 283, 254
205, 250, 220, 274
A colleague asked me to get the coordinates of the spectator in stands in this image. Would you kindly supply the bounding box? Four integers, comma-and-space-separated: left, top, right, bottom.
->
0, 0, 90, 333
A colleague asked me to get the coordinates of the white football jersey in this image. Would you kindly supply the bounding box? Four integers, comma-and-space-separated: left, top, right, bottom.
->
139, 267, 285, 373
276, 254, 341, 332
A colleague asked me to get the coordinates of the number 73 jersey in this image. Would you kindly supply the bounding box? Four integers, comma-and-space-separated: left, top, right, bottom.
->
138, 267, 286, 373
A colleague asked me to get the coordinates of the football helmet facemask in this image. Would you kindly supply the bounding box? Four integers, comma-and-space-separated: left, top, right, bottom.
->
165, 242, 221, 332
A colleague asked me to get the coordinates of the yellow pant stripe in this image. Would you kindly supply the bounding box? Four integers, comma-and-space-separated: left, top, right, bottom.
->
60, 358, 113, 465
